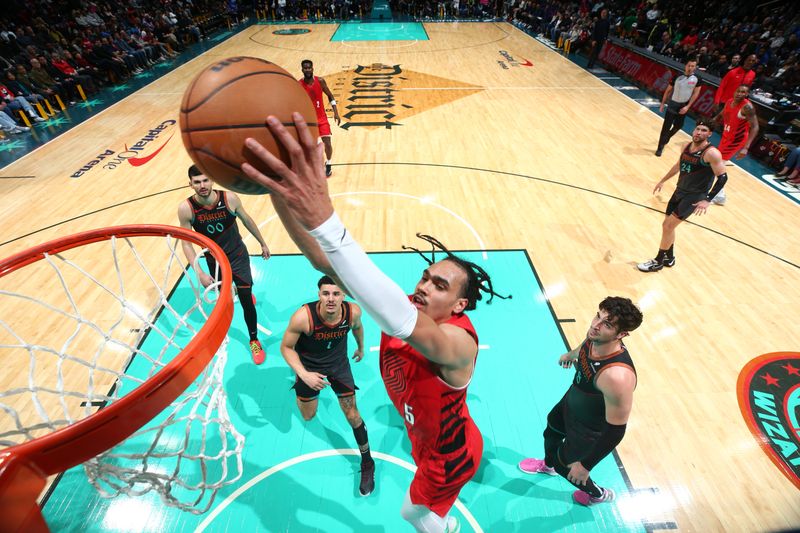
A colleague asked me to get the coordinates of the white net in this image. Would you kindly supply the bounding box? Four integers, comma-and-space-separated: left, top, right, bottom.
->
0, 230, 244, 514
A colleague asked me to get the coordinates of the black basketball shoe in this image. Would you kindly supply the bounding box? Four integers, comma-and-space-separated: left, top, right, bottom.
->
359, 459, 375, 496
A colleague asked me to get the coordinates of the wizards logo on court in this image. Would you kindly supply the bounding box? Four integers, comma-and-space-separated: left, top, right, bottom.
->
737, 352, 800, 489
327, 64, 484, 130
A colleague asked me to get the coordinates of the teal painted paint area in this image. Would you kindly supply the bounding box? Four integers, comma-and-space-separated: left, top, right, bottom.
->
42, 251, 646, 532
331, 22, 428, 42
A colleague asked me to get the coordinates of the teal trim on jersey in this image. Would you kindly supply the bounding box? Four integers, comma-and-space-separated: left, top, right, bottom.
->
331, 22, 429, 42
42, 251, 647, 532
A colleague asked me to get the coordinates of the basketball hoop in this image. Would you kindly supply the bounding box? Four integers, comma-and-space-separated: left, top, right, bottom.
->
0, 225, 243, 532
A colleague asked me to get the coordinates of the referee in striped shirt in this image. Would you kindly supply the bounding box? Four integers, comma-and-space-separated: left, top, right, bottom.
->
656, 59, 702, 157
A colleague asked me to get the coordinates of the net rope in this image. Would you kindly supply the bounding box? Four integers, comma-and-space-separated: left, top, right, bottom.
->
0, 233, 244, 513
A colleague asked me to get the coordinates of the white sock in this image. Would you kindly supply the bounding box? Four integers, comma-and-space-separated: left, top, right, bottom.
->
400, 489, 451, 532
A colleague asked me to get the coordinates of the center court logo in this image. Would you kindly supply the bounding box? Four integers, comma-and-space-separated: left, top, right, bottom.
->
737, 351, 800, 489
325, 64, 485, 130
70, 120, 176, 178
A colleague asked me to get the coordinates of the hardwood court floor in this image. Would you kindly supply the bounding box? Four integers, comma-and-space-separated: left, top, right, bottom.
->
1, 22, 798, 532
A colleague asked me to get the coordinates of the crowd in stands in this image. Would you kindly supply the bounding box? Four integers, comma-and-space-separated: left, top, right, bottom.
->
255, 0, 503, 22
511, 0, 800, 97
258, 0, 374, 21
0, 0, 231, 142
2, 0, 797, 145
389, 0, 504, 20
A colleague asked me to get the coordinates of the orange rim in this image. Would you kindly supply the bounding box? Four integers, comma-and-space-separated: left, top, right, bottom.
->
0, 224, 233, 475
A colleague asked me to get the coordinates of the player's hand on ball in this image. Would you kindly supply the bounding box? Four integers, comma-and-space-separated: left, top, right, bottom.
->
301, 371, 329, 391
242, 113, 334, 231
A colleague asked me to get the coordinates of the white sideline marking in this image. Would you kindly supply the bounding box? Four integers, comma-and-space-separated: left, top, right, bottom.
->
195, 449, 483, 532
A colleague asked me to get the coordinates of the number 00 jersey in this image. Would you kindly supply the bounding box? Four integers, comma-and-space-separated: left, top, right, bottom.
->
187, 191, 245, 257
295, 301, 353, 370
379, 311, 480, 455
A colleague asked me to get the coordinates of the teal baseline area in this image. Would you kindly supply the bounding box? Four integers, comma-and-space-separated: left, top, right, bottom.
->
42, 251, 648, 532
331, 22, 429, 42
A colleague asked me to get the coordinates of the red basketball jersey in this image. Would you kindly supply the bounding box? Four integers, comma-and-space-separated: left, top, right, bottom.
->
298, 76, 328, 123
379, 312, 479, 455
721, 98, 750, 145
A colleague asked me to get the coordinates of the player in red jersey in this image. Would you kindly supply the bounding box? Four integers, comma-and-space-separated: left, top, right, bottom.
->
241, 112, 508, 533
709, 84, 759, 205
299, 59, 341, 177
714, 85, 759, 162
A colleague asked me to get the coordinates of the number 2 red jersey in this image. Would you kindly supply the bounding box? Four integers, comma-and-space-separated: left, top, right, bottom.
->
298, 76, 329, 123
379, 312, 480, 455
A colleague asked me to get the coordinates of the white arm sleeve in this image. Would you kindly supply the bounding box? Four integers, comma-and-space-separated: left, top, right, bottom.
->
309, 213, 418, 339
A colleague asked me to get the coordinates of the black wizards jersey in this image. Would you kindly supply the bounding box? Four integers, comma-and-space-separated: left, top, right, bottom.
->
676, 143, 716, 194
187, 191, 245, 257
295, 301, 353, 370
566, 339, 636, 430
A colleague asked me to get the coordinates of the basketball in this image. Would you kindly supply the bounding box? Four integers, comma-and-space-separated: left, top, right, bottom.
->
179, 56, 319, 195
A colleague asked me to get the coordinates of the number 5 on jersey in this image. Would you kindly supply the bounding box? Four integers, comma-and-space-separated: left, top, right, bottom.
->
404, 403, 415, 425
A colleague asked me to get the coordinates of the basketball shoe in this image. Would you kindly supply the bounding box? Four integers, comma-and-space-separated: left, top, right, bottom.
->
637, 256, 674, 272
572, 487, 615, 506
518, 458, 557, 475
250, 340, 265, 365
359, 459, 375, 496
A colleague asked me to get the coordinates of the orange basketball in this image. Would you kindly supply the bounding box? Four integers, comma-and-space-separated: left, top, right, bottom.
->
179, 57, 318, 195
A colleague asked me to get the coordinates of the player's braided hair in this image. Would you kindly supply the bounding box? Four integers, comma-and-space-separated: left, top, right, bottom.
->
402, 234, 510, 311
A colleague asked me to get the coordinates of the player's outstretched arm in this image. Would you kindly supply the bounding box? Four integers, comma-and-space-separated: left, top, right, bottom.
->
559, 344, 581, 368
241, 114, 473, 369
227, 192, 271, 260
177, 201, 214, 287
654, 156, 680, 194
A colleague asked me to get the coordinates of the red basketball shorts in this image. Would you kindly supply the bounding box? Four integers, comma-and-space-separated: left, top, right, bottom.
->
718, 133, 746, 161
317, 114, 331, 137
408, 424, 483, 517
